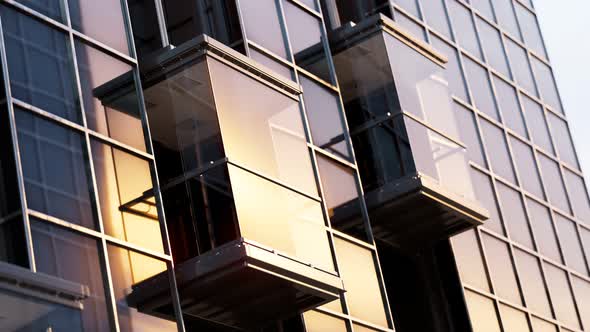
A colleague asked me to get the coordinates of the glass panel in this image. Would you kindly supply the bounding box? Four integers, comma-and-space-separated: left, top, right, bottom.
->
564, 170, 590, 225
208, 58, 318, 195
454, 101, 486, 166
0, 7, 80, 123
480, 119, 516, 183
75, 39, 146, 151
477, 17, 511, 78
499, 305, 530, 332
448, 1, 481, 59
464, 290, 501, 332
514, 248, 552, 317
317, 154, 367, 241
229, 165, 334, 271
431, 36, 469, 102
493, 76, 526, 137
471, 0, 494, 21
353, 323, 379, 332
548, 113, 578, 168
451, 229, 489, 291
301, 75, 350, 159
522, 95, 553, 154
16, 0, 66, 21
91, 140, 164, 253
514, 3, 547, 58
544, 263, 580, 329
15, 109, 95, 229
464, 57, 499, 121
492, 0, 520, 40
497, 182, 533, 248
31, 219, 111, 331
250, 47, 294, 82
538, 154, 570, 213
394, 0, 420, 17
482, 234, 521, 304
526, 198, 562, 262
471, 168, 504, 234
283, 0, 332, 83
582, 228, 590, 266
68, 0, 130, 55
303, 310, 347, 332
127, 0, 163, 59
297, 0, 318, 11
531, 318, 558, 332
421, 0, 451, 39
506, 39, 537, 96
393, 10, 426, 42
107, 244, 177, 331
334, 237, 388, 327
509, 136, 544, 198
555, 214, 587, 275
532, 57, 562, 113
0, 288, 83, 331
240, 0, 287, 58
572, 277, 590, 330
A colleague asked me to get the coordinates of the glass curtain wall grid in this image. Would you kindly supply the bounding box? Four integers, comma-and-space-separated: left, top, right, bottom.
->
0, 0, 185, 331
322, 0, 590, 331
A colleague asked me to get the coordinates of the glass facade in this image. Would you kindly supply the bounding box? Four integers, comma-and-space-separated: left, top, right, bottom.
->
0, 0, 587, 332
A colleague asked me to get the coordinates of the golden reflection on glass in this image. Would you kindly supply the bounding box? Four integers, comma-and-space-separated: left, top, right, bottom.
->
228, 165, 333, 271
464, 290, 501, 332
352, 323, 379, 332
498, 305, 530, 332
482, 235, 522, 305
451, 230, 489, 291
513, 249, 552, 317
303, 310, 347, 332
572, 277, 590, 330
208, 58, 317, 195
107, 244, 176, 331
91, 140, 164, 253
531, 318, 558, 332
334, 237, 388, 327
544, 263, 581, 329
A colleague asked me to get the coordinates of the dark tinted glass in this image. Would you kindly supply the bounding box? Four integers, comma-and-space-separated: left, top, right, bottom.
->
15, 109, 95, 228
69, 0, 130, 54
127, 0, 162, 59
0, 6, 80, 122
16, 0, 66, 21
31, 219, 111, 331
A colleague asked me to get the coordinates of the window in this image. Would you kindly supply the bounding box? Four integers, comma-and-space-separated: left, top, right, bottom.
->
532, 57, 562, 113
509, 136, 544, 198
514, 248, 552, 316
16, 109, 95, 229
564, 170, 590, 225
572, 277, 590, 330
240, 0, 288, 58
431, 36, 470, 102
472, 168, 504, 235
421, 0, 451, 38
477, 17, 511, 78
0, 7, 80, 123
499, 305, 530, 332
514, 2, 546, 58
69, 0, 130, 55
526, 198, 562, 263
393, 9, 426, 42
16, 0, 65, 21
492, 0, 520, 40
464, 290, 501, 332
506, 38, 537, 96
497, 182, 533, 249
482, 234, 522, 305
464, 57, 499, 121
31, 219, 111, 331
451, 229, 489, 291
547, 113, 578, 168
471, 0, 494, 21
544, 263, 581, 329
538, 154, 570, 213
522, 95, 554, 154
394, 0, 420, 17
303, 310, 347, 332
480, 119, 516, 183
453, 102, 486, 166
493, 75, 526, 137
555, 214, 587, 275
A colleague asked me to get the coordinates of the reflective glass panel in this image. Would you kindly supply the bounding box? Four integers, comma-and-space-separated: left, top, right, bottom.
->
75, 39, 146, 151
480, 119, 516, 183
0, 7, 80, 123
464, 290, 501, 332
514, 248, 552, 316
208, 58, 318, 195
31, 219, 110, 331
497, 182, 533, 248
91, 140, 164, 253
454, 102, 486, 166
127, 0, 162, 59
572, 277, 590, 330
499, 305, 530, 332
472, 168, 504, 234
451, 229, 489, 291
531, 318, 558, 332
526, 198, 562, 263
69, 0, 130, 55
229, 165, 334, 271
506, 39, 537, 96
482, 234, 521, 305
555, 214, 587, 275
493, 75, 526, 137
394, 10, 426, 42
548, 113, 578, 168
522, 95, 553, 154
107, 244, 177, 331
538, 154, 570, 213
303, 310, 347, 332
250, 47, 294, 82
431, 36, 470, 102
394, 0, 420, 17
564, 170, 590, 225
477, 17, 510, 78
334, 237, 388, 327
240, 0, 287, 58
532, 57, 562, 113
514, 3, 546, 58
493, 0, 520, 40
464, 57, 499, 121
421, 0, 451, 38
16, 0, 66, 21
544, 263, 580, 329
471, 0, 494, 21
448, 1, 481, 59
509, 136, 544, 198
15, 109, 95, 229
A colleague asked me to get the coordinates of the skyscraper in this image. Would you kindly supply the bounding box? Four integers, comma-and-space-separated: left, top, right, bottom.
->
0, 0, 588, 331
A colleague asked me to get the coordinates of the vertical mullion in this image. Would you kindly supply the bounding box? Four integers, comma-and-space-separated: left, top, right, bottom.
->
0, 9, 36, 272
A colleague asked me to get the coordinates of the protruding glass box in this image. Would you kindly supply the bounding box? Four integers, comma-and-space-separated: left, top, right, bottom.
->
105, 36, 343, 329
330, 15, 488, 249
